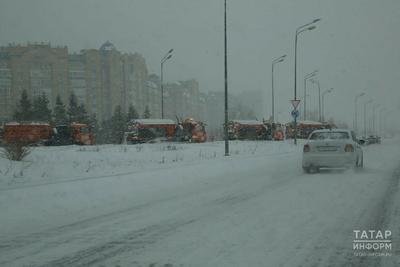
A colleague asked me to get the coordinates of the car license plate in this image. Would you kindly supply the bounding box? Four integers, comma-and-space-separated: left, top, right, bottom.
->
317, 146, 338, 152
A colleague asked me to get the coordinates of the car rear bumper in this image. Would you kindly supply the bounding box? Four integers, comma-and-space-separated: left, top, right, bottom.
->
302, 152, 357, 168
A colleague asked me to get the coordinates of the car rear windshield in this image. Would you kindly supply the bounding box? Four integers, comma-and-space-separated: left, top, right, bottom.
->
309, 131, 349, 140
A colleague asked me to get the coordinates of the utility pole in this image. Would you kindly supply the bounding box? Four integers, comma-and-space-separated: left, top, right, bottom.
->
354, 92, 365, 135
160, 49, 173, 119
303, 70, 318, 120
271, 55, 286, 122
321, 88, 333, 122
364, 99, 372, 137
224, 0, 229, 156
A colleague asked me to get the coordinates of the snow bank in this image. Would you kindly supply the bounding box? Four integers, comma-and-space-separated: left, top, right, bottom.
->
0, 141, 297, 189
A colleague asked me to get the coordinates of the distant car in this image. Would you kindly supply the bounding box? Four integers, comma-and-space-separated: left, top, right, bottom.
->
367, 135, 381, 144
357, 136, 369, 146
302, 129, 363, 173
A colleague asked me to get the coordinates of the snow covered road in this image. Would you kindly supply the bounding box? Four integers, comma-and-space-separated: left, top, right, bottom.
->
1, 140, 400, 266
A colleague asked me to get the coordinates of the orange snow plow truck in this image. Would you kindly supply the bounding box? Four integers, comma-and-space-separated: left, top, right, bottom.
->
124, 119, 177, 144
3, 122, 53, 145
47, 123, 94, 145
227, 120, 268, 140
123, 118, 207, 144
3, 122, 94, 146
176, 118, 207, 143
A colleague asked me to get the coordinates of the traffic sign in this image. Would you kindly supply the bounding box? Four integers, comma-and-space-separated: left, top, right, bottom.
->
291, 99, 301, 109
291, 109, 300, 119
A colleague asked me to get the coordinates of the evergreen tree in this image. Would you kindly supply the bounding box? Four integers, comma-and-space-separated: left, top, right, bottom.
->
127, 104, 139, 122
88, 113, 99, 141
76, 104, 89, 124
53, 95, 68, 125
67, 92, 79, 123
143, 105, 151, 119
32, 96, 41, 121
88, 113, 98, 130
14, 90, 32, 122
98, 118, 113, 144
110, 105, 126, 143
32, 93, 52, 122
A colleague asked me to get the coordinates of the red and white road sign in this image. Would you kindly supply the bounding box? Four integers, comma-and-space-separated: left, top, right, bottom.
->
291, 99, 301, 109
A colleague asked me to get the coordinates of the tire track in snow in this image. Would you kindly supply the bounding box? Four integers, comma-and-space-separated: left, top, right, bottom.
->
37, 218, 197, 267
296, 162, 400, 267
0, 155, 299, 262
1, 157, 302, 266
351, 163, 400, 267
44, 174, 301, 267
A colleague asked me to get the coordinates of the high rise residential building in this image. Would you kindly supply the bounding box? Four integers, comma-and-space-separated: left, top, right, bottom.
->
121, 52, 149, 116
0, 43, 69, 121
0, 58, 12, 120
0, 41, 201, 124
0, 42, 148, 122
164, 79, 204, 121
77, 42, 152, 121
145, 74, 161, 118
68, 54, 87, 105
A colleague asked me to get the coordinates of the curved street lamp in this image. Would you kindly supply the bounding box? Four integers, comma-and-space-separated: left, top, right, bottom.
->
379, 107, 386, 137
160, 49, 173, 119
271, 54, 286, 122
354, 92, 365, 134
294, 20, 321, 98
310, 79, 322, 122
322, 87, 333, 122
372, 104, 380, 135
303, 70, 318, 120
364, 99, 373, 137
293, 18, 321, 144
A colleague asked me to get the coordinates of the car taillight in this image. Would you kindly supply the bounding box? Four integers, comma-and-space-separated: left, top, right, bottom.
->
345, 144, 354, 152
303, 144, 310, 152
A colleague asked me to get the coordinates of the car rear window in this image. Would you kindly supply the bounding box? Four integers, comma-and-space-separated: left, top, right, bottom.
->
309, 132, 350, 140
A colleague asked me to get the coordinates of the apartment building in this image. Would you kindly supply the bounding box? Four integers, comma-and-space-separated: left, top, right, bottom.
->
0, 41, 202, 123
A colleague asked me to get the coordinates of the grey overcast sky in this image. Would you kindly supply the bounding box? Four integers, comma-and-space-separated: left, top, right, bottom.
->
1, 0, 399, 125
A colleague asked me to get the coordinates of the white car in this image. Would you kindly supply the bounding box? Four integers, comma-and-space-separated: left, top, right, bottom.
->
302, 129, 363, 173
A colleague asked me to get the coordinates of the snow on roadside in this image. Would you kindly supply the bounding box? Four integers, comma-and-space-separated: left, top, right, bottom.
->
0, 140, 302, 238
0, 140, 296, 189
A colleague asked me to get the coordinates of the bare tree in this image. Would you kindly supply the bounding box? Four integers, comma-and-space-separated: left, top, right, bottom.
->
1, 142, 31, 161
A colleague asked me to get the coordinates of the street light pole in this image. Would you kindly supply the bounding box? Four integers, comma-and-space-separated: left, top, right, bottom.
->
317, 81, 321, 122
322, 87, 333, 122
354, 92, 365, 135
373, 104, 380, 135
160, 49, 173, 119
379, 108, 386, 137
293, 18, 321, 144
306, 94, 311, 105
310, 79, 322, 122
303, 70, 318, 120
224, 0, 229, 156
364, 99, 373, 137
272, 54, 286, 122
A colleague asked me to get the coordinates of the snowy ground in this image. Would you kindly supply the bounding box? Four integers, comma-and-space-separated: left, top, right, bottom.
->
0, 139, 400, 266
0, 141, 295, 190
